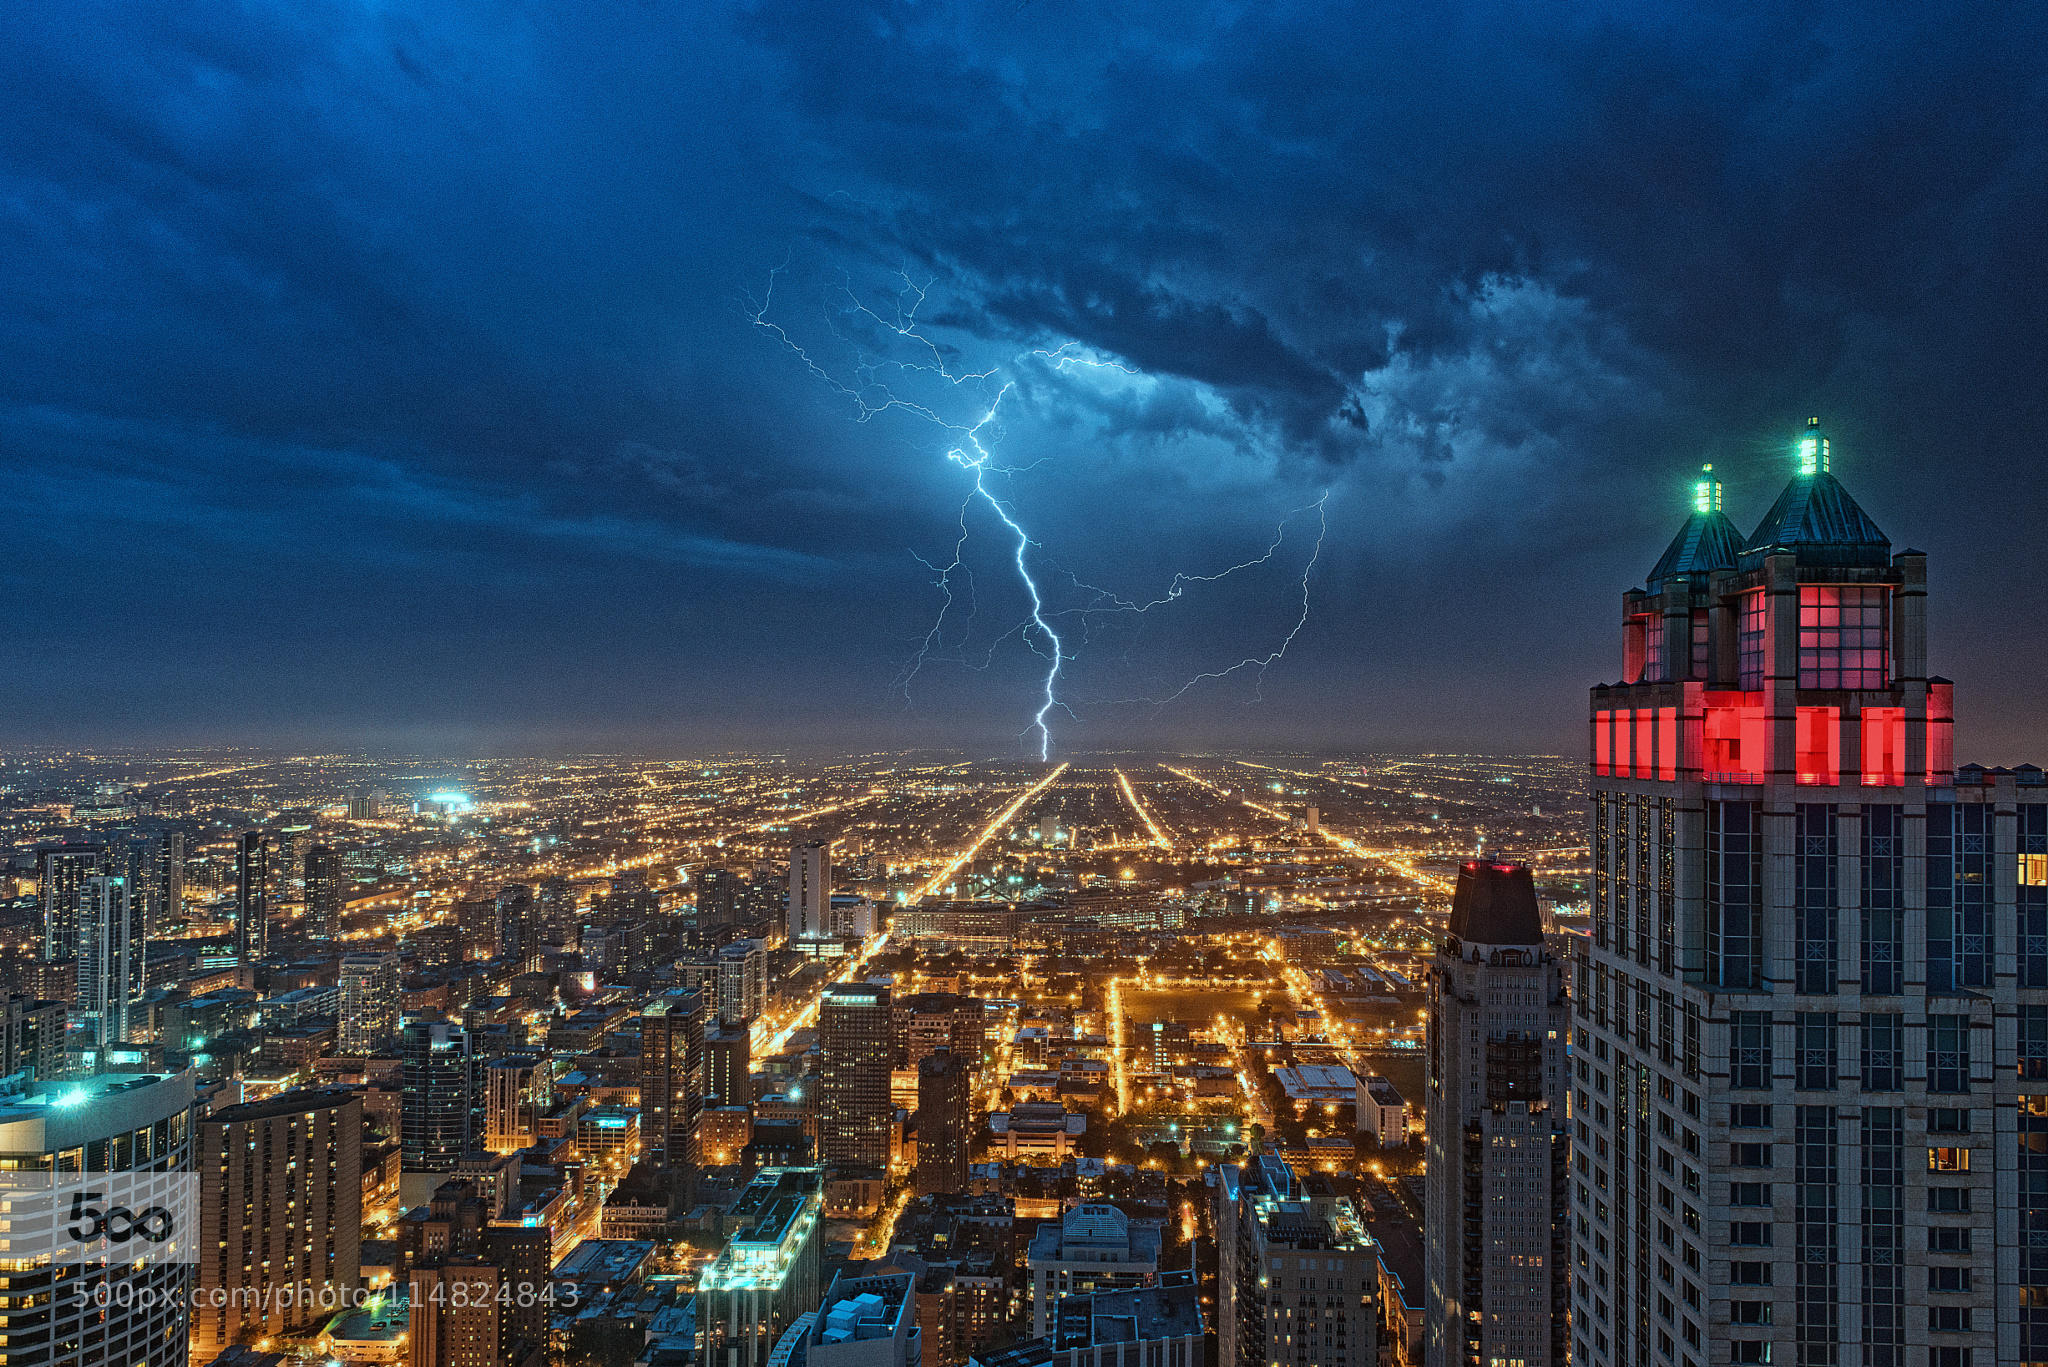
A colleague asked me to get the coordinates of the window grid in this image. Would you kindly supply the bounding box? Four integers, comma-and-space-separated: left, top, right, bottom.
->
1797, 584, 1889, 690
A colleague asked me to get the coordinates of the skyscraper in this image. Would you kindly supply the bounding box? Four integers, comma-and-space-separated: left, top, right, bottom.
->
789, 839, 831, 942
235, 830, 269, 961
338, 951, 401, 1055
1424, 861, 1568, 1367
706, 1019, 751, 1109
1576, 420, 2045, 1367
697, 867, 741, 931
915, 1050, 971, 1196
305, 843, 343, 940
717, 938, 768, 1024
401, 1019, 477, 1179
36, 841, 104, 963
495, 883, 539, 972
0, 1071, 197, 1367
1, 993, 66, 1080
817, 982, 892, 1169
641, 987, 706, 1172
75, 874, 144, 1048
195, 1089, 363, 1353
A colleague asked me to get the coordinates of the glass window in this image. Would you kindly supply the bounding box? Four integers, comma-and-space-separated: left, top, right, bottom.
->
1737, 590, 1767, 690
1798, 584, 1889, 690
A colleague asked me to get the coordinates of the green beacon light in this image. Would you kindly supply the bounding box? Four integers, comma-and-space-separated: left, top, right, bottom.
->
1798, 416, 1829, 476
1692, 463, 1720, 515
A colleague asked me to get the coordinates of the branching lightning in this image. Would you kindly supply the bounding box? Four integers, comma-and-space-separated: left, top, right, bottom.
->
748, 266, 1328, 757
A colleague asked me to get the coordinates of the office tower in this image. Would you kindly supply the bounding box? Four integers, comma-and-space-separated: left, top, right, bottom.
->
75, 874, 145, 1048
484, 1054, 550, 1152
770, 1270, 922, 1367
818, 983, 892, 1169
305, 844, 343, 940
697, 867, 741, 931
235, 830, 270, 961
0, 1071, 197, 1367
789, 839, 831, 941
406, 1220, 549, 1367
915, 1051, 972, 1196
698, 1166, 824, 1367
194, 1089, 363, 1352
706, 1019, 751, 1109
1, 993, 66, 1080
1215, 1155, 1380, 1367
495, 883, 539, 972
1577, 420, 2048, 1367
37, 841, 104, 962
401, 1019, 477, 1175
1423, 861, 1568, 1367
537, 875, 575, 946
338, 951, 401, 1055
718, 938, 769, 1024
641, 987, 706, 1172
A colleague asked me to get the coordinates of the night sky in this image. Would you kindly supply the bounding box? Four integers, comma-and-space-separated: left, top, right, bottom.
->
4, 3, 2045, 759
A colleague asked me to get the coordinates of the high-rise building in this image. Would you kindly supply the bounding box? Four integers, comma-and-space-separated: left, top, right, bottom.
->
699, 1166, 824, 1367
1, 993, 66, 1080
37, 841, 104, 963
818, 983, 892, 1170
706, 1019, 751, 1109
75, 874, 144, 1048
789, 840, 831, 942
718, 938, 769, 1024
235, 830, 270, 962
697, 867, 741, 931
641, 988, 706, 1172
484, 1054, 550, 1153
1576, 420, 2048, 1367
338, 951, 401, 1055
401, 1019, 477, 1178
495, 883, 539, 972
894, 993, 989, 1076
537, 875, 576, 947
194, 1089, 363, 1352
1423, 861, 1568, 1367
1215, 1155, 1380, 1367
113, 831, 182, 942
916, 1051, 972, 1196
305, 844, 343, 941
0, 1071, 197, 1367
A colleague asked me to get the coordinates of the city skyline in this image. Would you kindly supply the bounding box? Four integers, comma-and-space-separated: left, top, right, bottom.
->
2, 6, 2045, 756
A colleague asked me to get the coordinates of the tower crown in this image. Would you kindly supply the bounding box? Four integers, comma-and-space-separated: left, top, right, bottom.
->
1739, 415, 1889, 569
1647, 464, 1742, 588
1447, 861, 1545, 946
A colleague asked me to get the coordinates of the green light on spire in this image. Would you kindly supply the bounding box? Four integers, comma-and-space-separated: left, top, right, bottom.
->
1799, 416, 1829, 475
1693, 463, 1720, 514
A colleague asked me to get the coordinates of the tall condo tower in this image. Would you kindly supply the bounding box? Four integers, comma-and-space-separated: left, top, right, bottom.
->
1575, 419, 2047, 1367
1424, 860, 1568, 1367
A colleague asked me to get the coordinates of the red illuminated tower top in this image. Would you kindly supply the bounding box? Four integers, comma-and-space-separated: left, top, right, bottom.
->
1593, 417, 1946, 789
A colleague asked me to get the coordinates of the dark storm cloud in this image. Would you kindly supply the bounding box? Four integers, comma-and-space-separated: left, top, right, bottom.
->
1, 1, 2044, 755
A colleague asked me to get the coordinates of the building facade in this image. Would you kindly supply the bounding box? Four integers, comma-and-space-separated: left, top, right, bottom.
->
790, 841, 831, 942
0, 1072, 197, 1367
1215, 1156, 1379, 1367
719, 939, 769, 1025
818, 983, 892, 1170
1576, 421, 2048, 1367
338, 951, 401, 1055
642, 987, 707, 1172
195, 1089, 364, 1351
916, 1050, 972, 1196
75, 873, 144, 1047
1424, 861, 1569, 1367
400, 1019, 477, 1177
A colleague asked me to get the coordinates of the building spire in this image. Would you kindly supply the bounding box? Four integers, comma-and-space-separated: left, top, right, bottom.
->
1692, 463, 1721, 514
1798, 415, 1830, 475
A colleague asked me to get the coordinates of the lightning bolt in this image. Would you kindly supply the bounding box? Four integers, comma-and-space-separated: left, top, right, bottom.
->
748, 266, 1328, 756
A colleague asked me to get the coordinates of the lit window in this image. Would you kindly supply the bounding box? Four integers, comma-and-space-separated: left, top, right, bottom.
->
2024, 854, 2048, 887
1798, 585, 1889, 690
1928, 1147, 1971, 1173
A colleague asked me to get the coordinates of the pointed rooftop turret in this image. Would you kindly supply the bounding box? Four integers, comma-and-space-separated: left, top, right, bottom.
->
1448, 861, 1545, 946
1646, 464, 1744, 588
1740, 416, 1891, 568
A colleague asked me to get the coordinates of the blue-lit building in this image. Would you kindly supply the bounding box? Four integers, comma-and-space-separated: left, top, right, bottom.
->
697, 1166, 824, 1367
1578, 419, 2048, 1367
